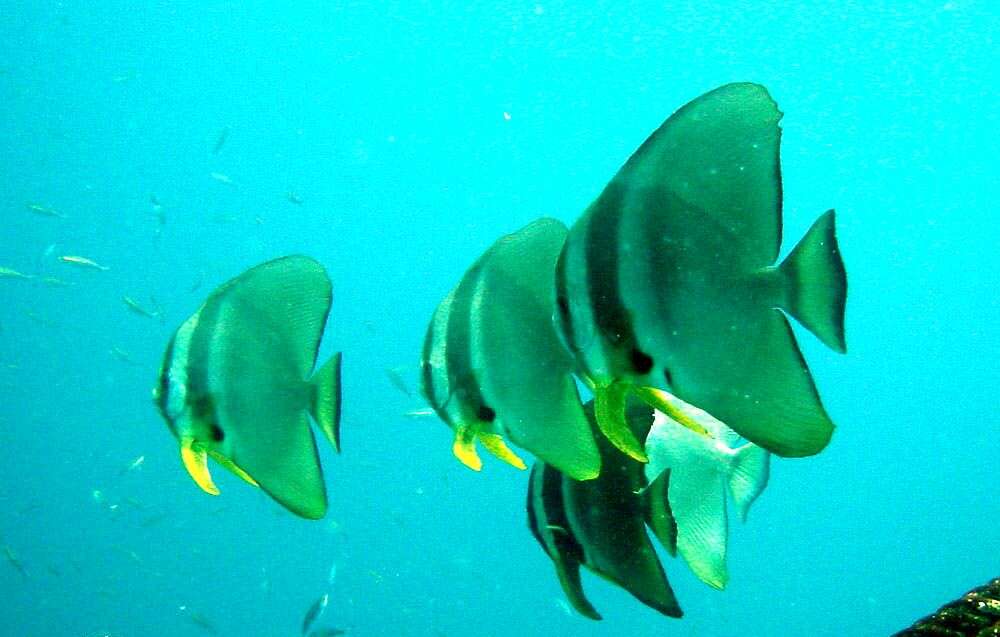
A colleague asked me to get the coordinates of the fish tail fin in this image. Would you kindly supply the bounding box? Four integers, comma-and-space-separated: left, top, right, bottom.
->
309, 352, 342, 452
728, 444, 769, 522
778, 209, 847, 353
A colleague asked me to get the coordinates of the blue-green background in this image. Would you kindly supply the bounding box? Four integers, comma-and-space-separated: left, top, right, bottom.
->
1, 2, 997, 635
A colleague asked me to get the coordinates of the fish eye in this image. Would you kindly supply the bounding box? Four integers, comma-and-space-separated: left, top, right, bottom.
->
629, 348, 654, 375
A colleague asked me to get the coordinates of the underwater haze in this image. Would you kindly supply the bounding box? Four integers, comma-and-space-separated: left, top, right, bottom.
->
1, 1, 998, 635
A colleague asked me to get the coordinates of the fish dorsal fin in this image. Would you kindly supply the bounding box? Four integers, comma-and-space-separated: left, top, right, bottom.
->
208, 255, 332, 380
196, 255, 332, 519
617, 82, 782, 270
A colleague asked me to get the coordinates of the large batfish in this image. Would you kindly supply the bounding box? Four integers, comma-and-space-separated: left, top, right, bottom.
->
555, 82, 847, 459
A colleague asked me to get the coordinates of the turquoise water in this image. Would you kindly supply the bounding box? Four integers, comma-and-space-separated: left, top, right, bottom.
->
1, 2, 997, 635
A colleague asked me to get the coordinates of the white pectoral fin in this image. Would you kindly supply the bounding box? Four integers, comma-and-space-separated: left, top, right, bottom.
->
728, 444, 770, 522
669, 465, 729, 590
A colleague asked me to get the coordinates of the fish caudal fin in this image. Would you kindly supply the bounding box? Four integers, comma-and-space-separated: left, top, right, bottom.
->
778, 210, 847, 353
727, 444, 769, 522
309, 352, 342, 452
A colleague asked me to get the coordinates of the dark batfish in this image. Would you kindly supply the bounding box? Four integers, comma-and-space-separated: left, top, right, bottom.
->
527, 400, 681, 620
555, 82, 847, 459
154, 255, 342, 519
892, 577, 1000, 635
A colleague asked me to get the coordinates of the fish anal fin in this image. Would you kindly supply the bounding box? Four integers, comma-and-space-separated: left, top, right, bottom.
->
634, 386, 710, 437
206, 450, 259, 488
594, 382, 648, 462
180, 439, 220, 496
477, 432, 526, 470
553, 555, 602, 620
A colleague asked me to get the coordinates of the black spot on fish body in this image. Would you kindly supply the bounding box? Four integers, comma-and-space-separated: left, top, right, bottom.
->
663, 367, 674, 387
629, 348, 654, 375
190, 393, 215, 421
210, 423, 224, 442
477, 405, 496, 423
556, 294, 569, 316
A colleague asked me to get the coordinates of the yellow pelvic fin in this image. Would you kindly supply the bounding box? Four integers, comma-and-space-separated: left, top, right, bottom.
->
594, 381, 648, 462
180, 439, 220, 496
452, 425, 483, 472
477, 432, 527, 470
634, 386, 710, 437
207, 450, 259, 487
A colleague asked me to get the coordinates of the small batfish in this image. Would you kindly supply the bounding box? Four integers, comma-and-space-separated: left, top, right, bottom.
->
153, 255, 342, 519
302, 593, 329, 635
644, 389, 769, 590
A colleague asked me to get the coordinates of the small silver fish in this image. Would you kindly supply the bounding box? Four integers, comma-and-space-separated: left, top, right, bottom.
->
120, 455, 145, 476
59, 255, 109, 271
3, 545, 28, 579
179, 605, 218, 635
26, 203, 67, 218
0, 266, 33, 280
210, 172, 234, 186
385, 366, 413, 397
122, 295, 162, 320
212, 127, 230, 154
287, 191, 304, 205
110, 346, 139, 365
39, 276, 72, 287
302, 593, 329, 635
403, 408, 435, 419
